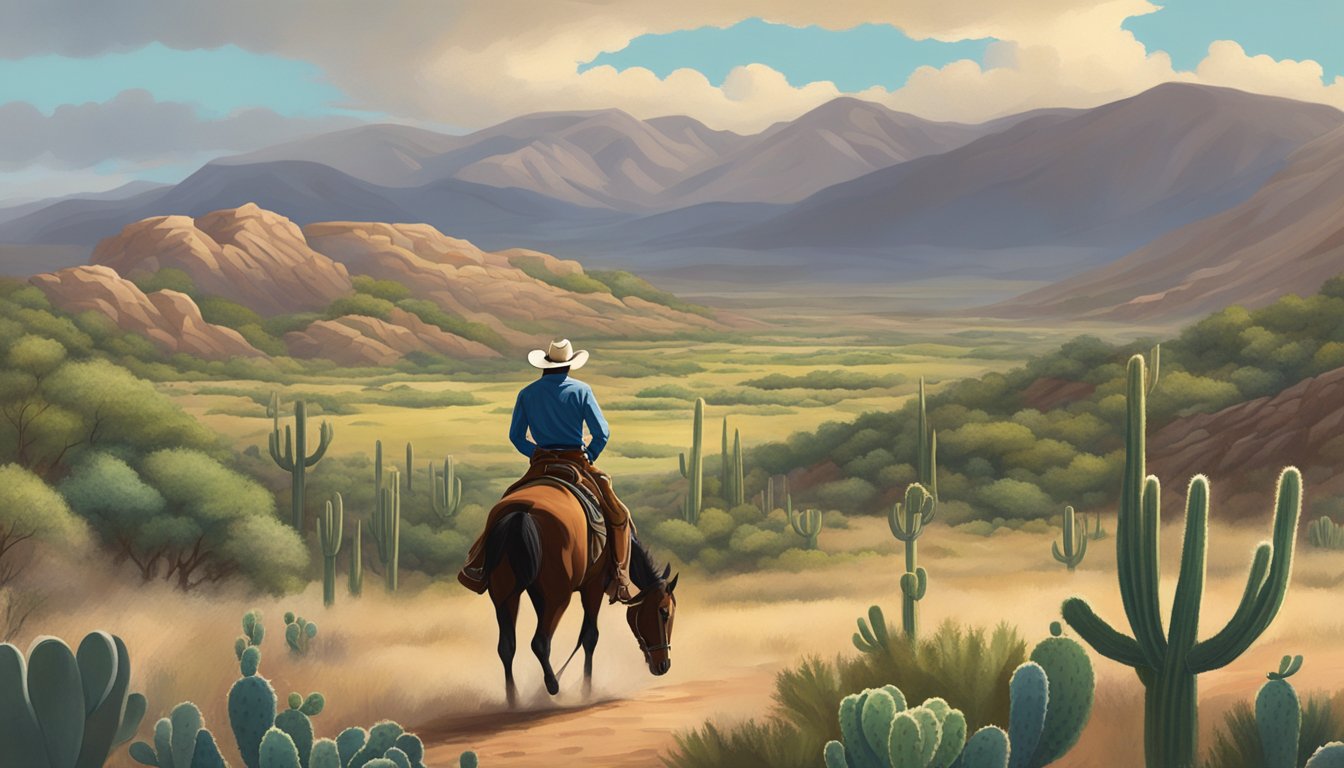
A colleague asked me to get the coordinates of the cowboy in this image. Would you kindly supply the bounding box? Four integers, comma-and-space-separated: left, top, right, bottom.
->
457, 339, 638, 603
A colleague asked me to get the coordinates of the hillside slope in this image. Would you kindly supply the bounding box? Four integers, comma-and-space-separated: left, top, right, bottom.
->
995, 125, 1344, 320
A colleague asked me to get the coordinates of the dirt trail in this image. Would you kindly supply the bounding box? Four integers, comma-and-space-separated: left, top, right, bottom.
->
422, 670, 775, 767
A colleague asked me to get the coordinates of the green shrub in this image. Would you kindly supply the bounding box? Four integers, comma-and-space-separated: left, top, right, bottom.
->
742, 370, 903, 391
324, 294, 396, 320
511, 255, 610, 294
133, 268, 197, 297
589, 269, 714, 317
665, 621, 1026, 768
394, 298, 509, 351
352, 275, 413, 302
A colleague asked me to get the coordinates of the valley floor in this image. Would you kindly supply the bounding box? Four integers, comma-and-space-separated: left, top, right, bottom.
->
32, 515, 1343, 768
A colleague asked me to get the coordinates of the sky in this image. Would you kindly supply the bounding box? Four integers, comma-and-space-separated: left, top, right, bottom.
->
1, 0, 1341, 202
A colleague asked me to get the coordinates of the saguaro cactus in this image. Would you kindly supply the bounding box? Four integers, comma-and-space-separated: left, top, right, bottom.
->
1062, 353, 1302, 768
431, 457, 463, 521
317, 494, 343, 607
404, 442, 414, 492
1051, 506, 1088, 571
372, 468, 402, 592
788, 496, 822, 550
888, 483, 935, 639
679, 398, 705, 524
348, 520, 363, 598
268, 392, 334, 531
915, 377, 938, 500
720, 419, 745, 507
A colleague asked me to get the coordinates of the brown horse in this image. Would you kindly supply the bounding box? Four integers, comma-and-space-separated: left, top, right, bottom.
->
480, 483, 678, 706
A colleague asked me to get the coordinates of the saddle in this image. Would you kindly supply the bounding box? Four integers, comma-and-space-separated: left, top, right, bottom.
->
509, 461, 609, 565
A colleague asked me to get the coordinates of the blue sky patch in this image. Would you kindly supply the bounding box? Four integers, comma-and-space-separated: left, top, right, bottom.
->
1125, 0, 1343, 78
1, 43, 359, 117
580, 19, 994, 92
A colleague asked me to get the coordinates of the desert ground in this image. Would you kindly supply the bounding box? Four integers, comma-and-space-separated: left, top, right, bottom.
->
29, 510, 1341, 768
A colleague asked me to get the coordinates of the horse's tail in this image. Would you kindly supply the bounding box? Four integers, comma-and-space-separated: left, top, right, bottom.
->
483, 503, 541, 596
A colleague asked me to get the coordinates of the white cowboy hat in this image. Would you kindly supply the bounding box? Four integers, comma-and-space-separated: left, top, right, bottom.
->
528, 338, 589, 370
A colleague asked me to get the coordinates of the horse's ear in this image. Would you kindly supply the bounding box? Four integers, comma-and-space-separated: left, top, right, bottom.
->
661, 564, 672, 580
667, 573, 679, 593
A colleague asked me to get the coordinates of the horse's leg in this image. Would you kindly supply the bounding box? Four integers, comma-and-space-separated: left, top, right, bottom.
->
527, 584, 569, 696
495, 593, 521, 708
578, 580, 604, 697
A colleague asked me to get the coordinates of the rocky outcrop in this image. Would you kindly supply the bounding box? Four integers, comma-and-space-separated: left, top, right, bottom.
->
1149, 366, 1344, 519
30, 266, 263, 360
1021, 377, 1097, 412
283, 310, 499, 367
302, 221, 724, 342
91, 203, 352, 315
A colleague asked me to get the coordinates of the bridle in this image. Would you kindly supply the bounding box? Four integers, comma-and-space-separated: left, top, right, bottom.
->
624, 585, 673, 660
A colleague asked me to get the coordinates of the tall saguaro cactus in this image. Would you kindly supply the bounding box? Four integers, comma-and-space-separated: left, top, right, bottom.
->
1052, 506, 1088, 571
371, 468, 402, 592
267, 392, 334, 531
720, 419, 746, 507
317, 493, 344, 607
348, 519, 363, 598
916, 377, 938, 500
679, 398, 705, 524
404, 442, 414, 492
431, 456, 463, 521
888, 483, 935, 639
1062, 353, 1302, 768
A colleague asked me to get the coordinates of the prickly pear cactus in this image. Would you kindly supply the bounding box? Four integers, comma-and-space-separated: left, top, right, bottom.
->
1306, 743, 1344, 768
274, 692, 324, 767
1007, 663, 1048, 768
338, 727, 368, 765
310, 738, 343, 768
284, 613, 318, 656
1258, 655, 1305, 768
349, 721, 405, 768
0, 631, 147, 768
229, 646, 278, 768
961, 726, 1011, 768
1026, 623, 1094, 765
459, 750, 480, 768
258, 726, 301, 768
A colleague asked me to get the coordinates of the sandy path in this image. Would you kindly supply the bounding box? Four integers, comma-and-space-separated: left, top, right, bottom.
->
421, 670, 775, 767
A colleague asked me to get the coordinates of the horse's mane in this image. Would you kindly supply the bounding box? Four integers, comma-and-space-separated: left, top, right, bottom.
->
628, 535, 667, 591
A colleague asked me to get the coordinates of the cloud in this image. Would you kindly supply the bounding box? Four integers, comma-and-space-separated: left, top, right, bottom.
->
0, 90, 358, 171
1, 0, 1342, 136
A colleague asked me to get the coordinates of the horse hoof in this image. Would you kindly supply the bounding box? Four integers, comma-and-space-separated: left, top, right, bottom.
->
546, 678, 560, 696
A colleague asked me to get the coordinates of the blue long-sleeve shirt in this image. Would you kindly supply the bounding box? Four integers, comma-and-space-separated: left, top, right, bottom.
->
509, 374, 610, 462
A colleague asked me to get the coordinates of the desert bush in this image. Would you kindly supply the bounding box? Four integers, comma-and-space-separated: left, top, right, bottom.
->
0, 463, 89, 585
589, 269, 714, 317
132, 267, 197, 296
742, 370, 903, 391
325, 293, 396, 320
665, 621, 1027, 768
353, 275, 413, 302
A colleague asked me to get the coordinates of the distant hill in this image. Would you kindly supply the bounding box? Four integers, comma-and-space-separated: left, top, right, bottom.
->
994, 124, 1344, 320
30, 205, 728, 365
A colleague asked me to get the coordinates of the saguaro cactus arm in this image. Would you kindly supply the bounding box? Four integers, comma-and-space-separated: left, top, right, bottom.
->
1188, 468, 1300, 673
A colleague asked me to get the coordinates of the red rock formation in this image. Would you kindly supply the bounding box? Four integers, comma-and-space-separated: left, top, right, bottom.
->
91, 203, 352, 315
30, 266, 263, 360
1149, 366, 1344, 519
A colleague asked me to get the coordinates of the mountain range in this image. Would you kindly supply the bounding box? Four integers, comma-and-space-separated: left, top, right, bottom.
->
4, 83, 1344, 319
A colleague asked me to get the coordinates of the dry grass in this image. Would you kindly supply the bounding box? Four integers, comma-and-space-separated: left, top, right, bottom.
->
17, 503, 1344, 768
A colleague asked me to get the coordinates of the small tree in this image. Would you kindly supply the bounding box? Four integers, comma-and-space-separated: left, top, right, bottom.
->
60, 452, 168, 580
0, 463, 89, 586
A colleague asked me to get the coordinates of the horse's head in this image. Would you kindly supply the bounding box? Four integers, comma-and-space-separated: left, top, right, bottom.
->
626, 564, 678, 676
